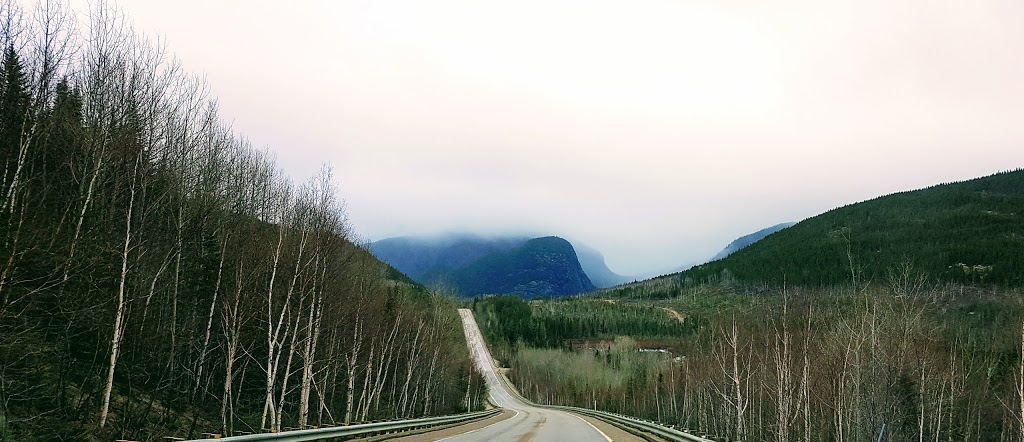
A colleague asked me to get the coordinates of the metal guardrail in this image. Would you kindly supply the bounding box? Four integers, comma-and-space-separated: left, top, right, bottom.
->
185, 409, 502, 441
548, 405, 713, 442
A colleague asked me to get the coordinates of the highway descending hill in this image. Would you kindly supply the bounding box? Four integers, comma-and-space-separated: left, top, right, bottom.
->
447, 309, 639, 442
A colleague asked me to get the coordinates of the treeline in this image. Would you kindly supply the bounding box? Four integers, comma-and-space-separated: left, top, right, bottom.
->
680, 169, 1024, 287
483, 285, 1024, 441
472, 296, 696, 357
0, 2, 481, 441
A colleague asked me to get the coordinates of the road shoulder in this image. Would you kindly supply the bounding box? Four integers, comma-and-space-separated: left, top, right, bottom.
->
382, 409, 516, 442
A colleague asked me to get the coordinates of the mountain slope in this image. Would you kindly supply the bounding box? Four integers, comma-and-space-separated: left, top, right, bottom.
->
371, 235, 596, 297
709, 222, 796, 261
369, 234, 527, 281
572, 243, 631, 288
440, 236, 596, 297
682, 169, 1024, 286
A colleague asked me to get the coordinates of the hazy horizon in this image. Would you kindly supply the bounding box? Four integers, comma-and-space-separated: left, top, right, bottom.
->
79, 0, 1024, 275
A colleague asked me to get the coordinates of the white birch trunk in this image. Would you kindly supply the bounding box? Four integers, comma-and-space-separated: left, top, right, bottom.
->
260, 221, 287, 430
344, 317, 363, 425
99, 155, 141, 428
367, 314, 401, 419
275, 308, 303, 431
1018, 321, 1024, 442
195, 235, 227, 396
399, 322, 425, 418
298, 253, 323, 428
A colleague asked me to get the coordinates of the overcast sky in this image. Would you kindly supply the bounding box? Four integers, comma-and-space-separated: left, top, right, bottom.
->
72, 0, 1024, 275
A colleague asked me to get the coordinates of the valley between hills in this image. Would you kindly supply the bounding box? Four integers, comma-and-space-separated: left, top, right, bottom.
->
1, 1, 1022, 441
375, 169, 1024, 441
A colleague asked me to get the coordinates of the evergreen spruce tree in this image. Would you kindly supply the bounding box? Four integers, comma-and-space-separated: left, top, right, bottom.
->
1, 44, 30, 189
37, 77, 84, 217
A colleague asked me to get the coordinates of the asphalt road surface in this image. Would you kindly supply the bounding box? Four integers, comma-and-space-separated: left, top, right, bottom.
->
444, 308, 641, 442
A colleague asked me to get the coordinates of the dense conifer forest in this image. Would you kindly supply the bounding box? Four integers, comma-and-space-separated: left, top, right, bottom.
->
0, 2, 483, 440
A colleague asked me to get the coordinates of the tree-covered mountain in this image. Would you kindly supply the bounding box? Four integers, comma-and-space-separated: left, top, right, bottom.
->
681, 169, 1024, 287
371, 235, 596, 297
438, 236, 596, 297
708, 222, 796, 261
369, 234, 529, 281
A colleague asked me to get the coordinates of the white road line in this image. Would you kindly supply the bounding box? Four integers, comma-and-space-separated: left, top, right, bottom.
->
434, 410, 521, 442
567, 412, 614, 442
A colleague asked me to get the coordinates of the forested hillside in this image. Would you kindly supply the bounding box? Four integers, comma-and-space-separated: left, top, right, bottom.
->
471, 171, 1024, 441
505, 169, 1024, 441
472, 296, 695, 352
370, 234, 528, 282
434, 236, 595, 297
477, 285, 1024, 441
680, 169, 1024, 287
0, 2, 482, 441
708, 222, 795, 261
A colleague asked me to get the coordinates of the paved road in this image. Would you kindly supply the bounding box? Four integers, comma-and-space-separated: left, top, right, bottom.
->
446, 309, 638, 442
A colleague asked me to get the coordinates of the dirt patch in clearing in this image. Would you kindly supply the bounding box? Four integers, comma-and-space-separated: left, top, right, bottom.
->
660, 307, 687, 323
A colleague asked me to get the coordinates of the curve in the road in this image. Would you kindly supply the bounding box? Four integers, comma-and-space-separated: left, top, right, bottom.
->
450, 308, 631, 442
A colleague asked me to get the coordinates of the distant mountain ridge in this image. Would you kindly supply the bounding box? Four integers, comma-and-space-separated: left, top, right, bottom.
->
710, 222, 796, 261
370, 234, 596, 297
571, 243, 632, 287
